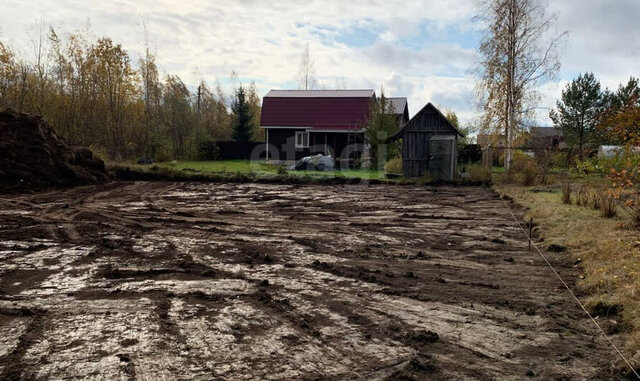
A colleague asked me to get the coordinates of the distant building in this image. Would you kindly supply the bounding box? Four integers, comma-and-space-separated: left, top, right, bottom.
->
387, 97, 410, 126
530, 126, 565, 148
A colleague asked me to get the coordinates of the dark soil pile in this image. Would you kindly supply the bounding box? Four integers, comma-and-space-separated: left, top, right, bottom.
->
0, 109, 108, 192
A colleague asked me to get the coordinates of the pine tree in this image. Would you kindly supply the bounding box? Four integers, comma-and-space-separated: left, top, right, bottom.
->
231, 85, 254, 142
549, 72, 603, 158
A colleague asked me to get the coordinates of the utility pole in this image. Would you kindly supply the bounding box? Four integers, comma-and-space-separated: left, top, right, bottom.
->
196, 85, 201, 157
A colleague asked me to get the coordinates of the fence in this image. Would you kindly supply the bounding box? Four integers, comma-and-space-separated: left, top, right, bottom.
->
218, 141, 265, 160
458, 144, 482, 164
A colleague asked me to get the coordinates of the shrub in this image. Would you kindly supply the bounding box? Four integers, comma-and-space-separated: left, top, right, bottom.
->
575, 158, 601, 174
520, 162, 538, 186
154, 140, 174, 163
466, 166, 491, 184
384, 157, 403, 175
276, 164, 288, 175
198, 141, 220, 161
551, 151, 569, 169
88, 144, 109, 162
505, 150, 538, 186
510, 150, 533, 171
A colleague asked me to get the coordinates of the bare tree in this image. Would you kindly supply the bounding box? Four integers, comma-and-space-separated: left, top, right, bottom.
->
297, 44, 316, 90
474, 0, 565, 169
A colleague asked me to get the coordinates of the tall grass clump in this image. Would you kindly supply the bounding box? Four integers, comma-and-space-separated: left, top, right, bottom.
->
562, 180, 572, 204
599, 191, 617, 218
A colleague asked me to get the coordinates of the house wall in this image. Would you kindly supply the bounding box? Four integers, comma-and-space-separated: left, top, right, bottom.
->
265, 128, 364, 163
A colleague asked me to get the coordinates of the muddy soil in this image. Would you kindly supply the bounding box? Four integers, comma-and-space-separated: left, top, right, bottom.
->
0, 182, 620, 380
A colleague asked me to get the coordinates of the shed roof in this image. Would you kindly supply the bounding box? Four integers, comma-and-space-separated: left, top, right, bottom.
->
260, 89, 374, 130
388, 102, 463, 142
388, 97, 408, 115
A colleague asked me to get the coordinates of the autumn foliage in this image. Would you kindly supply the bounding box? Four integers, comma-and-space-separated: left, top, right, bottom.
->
601, 95, 640, 225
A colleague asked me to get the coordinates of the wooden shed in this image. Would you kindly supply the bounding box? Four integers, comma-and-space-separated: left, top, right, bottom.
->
389, 103, 463, 180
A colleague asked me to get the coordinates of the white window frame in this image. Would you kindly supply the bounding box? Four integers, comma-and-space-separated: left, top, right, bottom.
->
295, 131, 309, 148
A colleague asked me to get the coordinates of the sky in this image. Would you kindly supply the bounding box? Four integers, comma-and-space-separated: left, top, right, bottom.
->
1, 0, 639, 127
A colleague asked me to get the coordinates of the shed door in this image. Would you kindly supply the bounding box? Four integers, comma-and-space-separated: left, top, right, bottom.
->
429, 139, 454, 181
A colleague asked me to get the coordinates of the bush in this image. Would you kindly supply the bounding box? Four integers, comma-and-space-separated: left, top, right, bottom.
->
88, 145, 109, 162
276, 164, 288, 175
504, 151, 538, 186
198, 141, 220, 161
520, 162, 538, 186
466, 166, 491, 184
154, 140, 174, 163
551, 151, 569, 169
575, 158, 603, 174
384, 157, 402, 175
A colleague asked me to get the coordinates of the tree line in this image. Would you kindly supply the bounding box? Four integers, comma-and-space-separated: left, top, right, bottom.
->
475, 0, 639, 165
551, 73, 639, 157
0, 28, 262, 162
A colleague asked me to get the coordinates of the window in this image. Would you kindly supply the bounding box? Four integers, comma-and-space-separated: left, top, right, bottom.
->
295, 131, 309, 148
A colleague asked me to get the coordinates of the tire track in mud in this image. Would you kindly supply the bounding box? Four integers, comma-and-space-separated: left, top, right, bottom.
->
0, 182, 621, 379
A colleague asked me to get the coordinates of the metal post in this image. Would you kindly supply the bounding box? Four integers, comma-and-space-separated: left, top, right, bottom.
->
196, 85, 201, 157
265, 128, 269, 162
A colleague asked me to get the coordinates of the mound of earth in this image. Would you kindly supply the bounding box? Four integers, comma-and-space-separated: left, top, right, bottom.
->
0, 109, 108, 192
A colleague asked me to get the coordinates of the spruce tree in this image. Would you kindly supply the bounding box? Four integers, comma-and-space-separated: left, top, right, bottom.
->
232, 85, 254, 142
366, 91, 398, 169
550, 72, 603, 158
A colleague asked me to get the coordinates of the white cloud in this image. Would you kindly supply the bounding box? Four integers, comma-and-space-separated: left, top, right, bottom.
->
0, 0, 638, 127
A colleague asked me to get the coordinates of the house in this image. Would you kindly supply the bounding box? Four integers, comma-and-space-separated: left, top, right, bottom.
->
530, 126, 565, 148
389, 103, 463, 180
260, 89, 375, 163
388, 97, 410, 126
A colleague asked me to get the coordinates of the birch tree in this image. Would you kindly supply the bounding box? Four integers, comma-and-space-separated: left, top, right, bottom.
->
475, 0, 565, 169
139, 37, 163, 159
297, 44, 316, 90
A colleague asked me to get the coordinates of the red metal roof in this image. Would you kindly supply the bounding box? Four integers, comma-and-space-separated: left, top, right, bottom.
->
260, 89, 374, 130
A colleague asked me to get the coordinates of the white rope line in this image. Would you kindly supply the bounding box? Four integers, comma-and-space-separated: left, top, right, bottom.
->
495, 189, 640, 379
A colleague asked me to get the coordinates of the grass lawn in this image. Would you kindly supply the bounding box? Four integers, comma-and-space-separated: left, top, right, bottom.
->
160, 160, 390, 180
165, 160, 276, 174
496, 181, 640, 357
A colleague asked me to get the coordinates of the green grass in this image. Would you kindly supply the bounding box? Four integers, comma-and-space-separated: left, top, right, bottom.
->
160, 160, 389, 180
165, 160, 276, 174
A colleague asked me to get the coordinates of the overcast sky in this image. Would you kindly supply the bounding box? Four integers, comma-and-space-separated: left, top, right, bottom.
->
1, 0, 639, 126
